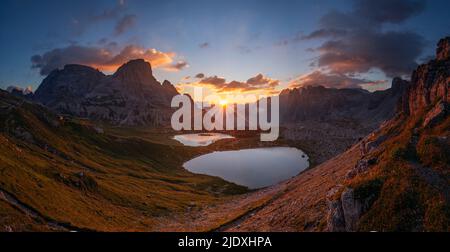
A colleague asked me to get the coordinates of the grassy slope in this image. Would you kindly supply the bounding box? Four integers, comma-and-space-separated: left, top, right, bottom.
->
0, 199, 56, 232
347, 111, 450, 231
0, 92, 254, 231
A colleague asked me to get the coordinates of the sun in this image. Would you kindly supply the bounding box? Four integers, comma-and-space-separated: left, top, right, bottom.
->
219, 99, 228, 106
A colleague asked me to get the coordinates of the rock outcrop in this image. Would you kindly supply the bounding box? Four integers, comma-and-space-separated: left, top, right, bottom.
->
325, 37, 450, 232
402, 37, 449, 116
34, 59, 179, 126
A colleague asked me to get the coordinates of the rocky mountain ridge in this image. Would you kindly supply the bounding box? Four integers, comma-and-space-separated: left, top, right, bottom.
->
280, 77, 409, 129
33, 59, 179, 126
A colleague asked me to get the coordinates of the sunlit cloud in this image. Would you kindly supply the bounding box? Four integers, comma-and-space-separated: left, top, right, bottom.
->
31, 44, 187, 75
177, 73, 281, 103
162, 60, 189, 71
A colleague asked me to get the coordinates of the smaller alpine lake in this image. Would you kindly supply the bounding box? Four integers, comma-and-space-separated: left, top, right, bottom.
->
173, 133, 234, 147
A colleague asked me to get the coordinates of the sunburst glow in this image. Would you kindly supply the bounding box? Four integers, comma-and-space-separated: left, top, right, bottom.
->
219, 99, 228, 106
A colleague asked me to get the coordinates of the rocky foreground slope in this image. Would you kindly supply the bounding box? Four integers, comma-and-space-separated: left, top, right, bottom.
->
218, 37, 449, 232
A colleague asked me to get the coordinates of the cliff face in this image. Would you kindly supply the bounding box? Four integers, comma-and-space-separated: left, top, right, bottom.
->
280, 78, 408, 129
403, 37, 449, 116
34, 59, 179, 126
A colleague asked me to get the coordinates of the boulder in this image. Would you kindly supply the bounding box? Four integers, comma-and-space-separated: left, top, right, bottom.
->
326, 199, 346, 232
340, 188, 363, 231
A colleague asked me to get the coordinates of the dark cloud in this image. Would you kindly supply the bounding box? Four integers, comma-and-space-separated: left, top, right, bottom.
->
163, 60, 189, 71
301, 28, 347, 40
199, 75, 227, 86
71, 1, 137, 37
98, 38, 108, 45
114, 14, 136, 35
246, 73, 279, 87
31, 46, 111, 75
195, 73, 205, 78
237, 45, 252, 54
302, 0, 426, 77
289, 70, 385, 89
199, 42, 209, 48
31, 44, 179, 75
316, 31, 425, 77
353, 0, 426, 24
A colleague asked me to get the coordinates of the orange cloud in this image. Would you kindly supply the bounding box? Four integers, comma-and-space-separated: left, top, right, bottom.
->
177, 73, 282, 103
31, 44, 187, 75
98, 45, 177, 72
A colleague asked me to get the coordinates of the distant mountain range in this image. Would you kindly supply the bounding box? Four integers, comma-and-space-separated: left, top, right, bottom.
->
280, 77, 409, 129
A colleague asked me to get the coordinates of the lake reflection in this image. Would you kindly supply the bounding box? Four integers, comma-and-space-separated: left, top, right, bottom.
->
173, 133, 234, 146
184, 147, 309, 189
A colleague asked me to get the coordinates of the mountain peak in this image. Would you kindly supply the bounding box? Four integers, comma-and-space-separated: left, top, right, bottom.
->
162, 80, 178, 95
112, 59, 156, 84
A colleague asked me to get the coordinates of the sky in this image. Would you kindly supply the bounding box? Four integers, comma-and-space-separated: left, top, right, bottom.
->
0, 0, 449, 99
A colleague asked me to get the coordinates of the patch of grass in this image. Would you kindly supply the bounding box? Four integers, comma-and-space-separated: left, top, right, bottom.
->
389, 143, 417, 161
353, 178, 384, 206
353, 111, 450, 231
417, 136, 450, 170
